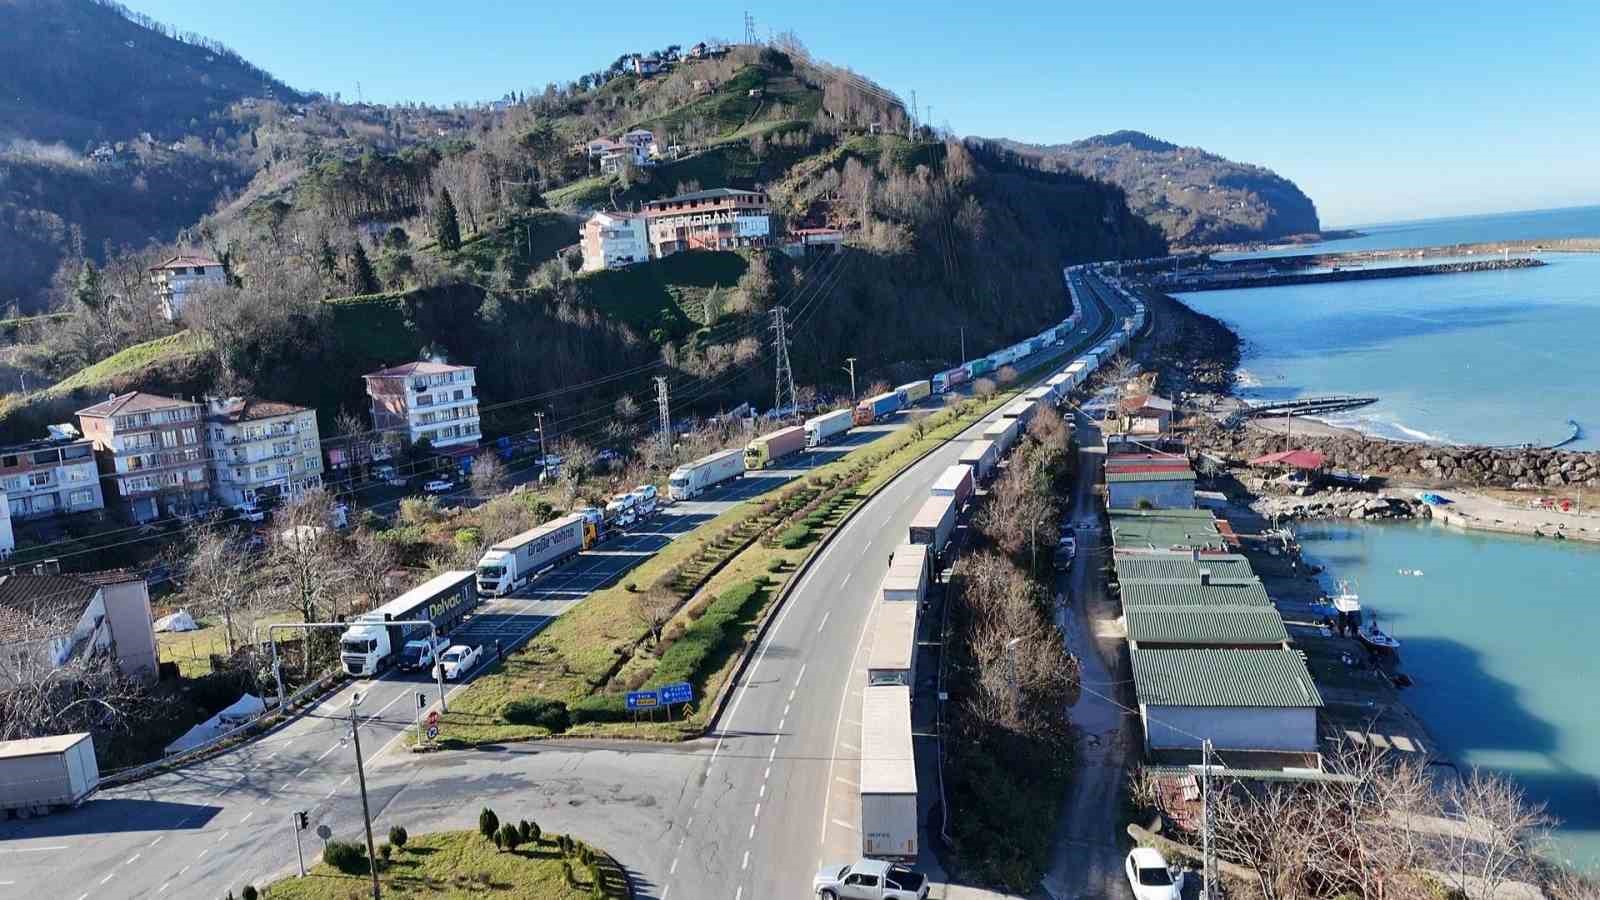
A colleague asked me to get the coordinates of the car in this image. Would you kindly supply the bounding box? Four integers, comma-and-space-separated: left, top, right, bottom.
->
423, 478, 455, 494
433, 644, 482, 681
233, 503, 266, 523
399, 637, 449, 672
1124, 847, 1181, 900
813, 859, 928, 899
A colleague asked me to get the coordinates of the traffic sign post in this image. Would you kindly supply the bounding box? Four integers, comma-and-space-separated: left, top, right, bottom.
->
658, 682, 692, 721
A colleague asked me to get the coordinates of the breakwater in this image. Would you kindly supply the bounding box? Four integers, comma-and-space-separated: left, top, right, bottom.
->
1167, 257, 1544, 292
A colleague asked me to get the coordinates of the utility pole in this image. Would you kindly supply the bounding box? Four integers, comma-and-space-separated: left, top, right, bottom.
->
291, 811, 308, 877
743, 11, 757, 46
842, 357, 858, 403
1201, 738, 1217, 900
534, 412, 547, 464
654, 376, 671, 455
771, 306, 796, 415
349, 694, 382, 900
909, 90, 918, 137
959, 326, 966, 362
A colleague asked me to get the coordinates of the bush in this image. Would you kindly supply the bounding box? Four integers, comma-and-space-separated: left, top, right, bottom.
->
503, 697, 571, 732
499, 822, 522, 851
570, 693, 630, 724
388, 825, 407, 848
241, 887, 258, 900
646, 579, 768, 689
766, 558, 786, 574
323, 839, 367, 874
479, 807, 500, 841
562, 861, 577, 887
778, 524, 811, 549
378, 842, 392, 862
525, 820, 542, 844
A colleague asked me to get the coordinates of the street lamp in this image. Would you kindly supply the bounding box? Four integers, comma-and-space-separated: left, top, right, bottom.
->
348, 691, 382, 899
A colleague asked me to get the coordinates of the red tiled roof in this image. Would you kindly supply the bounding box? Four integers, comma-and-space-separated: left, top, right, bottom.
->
365, 361, 474, 378
76, 391, 195, 418
149, 254, 222, 271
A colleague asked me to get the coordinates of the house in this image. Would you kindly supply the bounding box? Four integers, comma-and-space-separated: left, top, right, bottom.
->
621, 129, 655, 153
599, 150, 630, 175
1118, 394, 1174, 434
203, 397, 324, 508
0, 569, 158, 688
75, 393, 209, 524
642, 188, 773, 258
781, 227, 844, 258
1106, 469, 1195, 510
0, 428, 106, 522
579, 211, 650, 272
586, 138, 626, 160
689, 42, 708, 59
632, 54, 660, 76
149, 254, 226, 321
1124, 607, 1289, 651
0, 495, 12, 559
1131, 648, 1323, 759
1108, 508, 1227, 552
364, 361, 481, 459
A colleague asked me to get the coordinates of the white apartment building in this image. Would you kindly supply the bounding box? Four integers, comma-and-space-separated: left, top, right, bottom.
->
579, 211, 650, 272
363, 361, 481, 458
0, 429, 105, 522
204, 397, 324, 508
149, 254, 226, 321
0, 493, 13, 559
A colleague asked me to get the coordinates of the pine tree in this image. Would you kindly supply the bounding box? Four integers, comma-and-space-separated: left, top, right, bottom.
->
350, 241, 379, 294
435, 188, 462, 252
73, 260, 106, 314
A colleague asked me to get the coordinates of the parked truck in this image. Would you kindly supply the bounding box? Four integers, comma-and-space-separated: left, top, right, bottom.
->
1000, 398, 1037, 430
930, 464, 974, 508
853, 391, 902, 427
476, 513, 588, 597
804, 409, 853, 447
907, 495, 957, 559
964, 358, 996, 378
668, 448, 744, 500
860, 685, 918, 859
982, 418, 1019, 455
605, 492, 637, 527
744, 425, 807, 470
0, 733, 98, 818
931, 367, 968, 395
881, 543, 930, 603
338, 570, 478, 676
1024, 386, 1054, 408
867, 601, 919, 687
894, 380, 931, 406
958, 439, 998, 482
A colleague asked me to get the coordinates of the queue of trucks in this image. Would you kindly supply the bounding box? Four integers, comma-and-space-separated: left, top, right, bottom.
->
743, 425, 807, 469
475, 512, 590, 598
339, 570, 479, 676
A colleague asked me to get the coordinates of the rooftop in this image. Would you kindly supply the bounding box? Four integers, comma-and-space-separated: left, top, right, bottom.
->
646, 188, 766, 206
1125, 605, 1290, 646
76, 391, 195, 419
1120, 394, 1174, 413
1113, 552, 1256, 583
1106, 469, 1195, 484
1109, 508, 1225, 551
1131, 648, 1324, 709
365, 360, 475, 378
149, 254, 221, 271
0, 574, 100, 643
1120, 579, 1273, 608
207, 397, 310, 425
0, 733, 91, 759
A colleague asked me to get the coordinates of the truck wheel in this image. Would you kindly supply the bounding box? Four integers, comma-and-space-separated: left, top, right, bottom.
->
820, 892, 837, 900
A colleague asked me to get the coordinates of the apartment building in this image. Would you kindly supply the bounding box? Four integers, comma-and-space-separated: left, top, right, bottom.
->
364, 361, 481, 458
0, 430, 105, 522
203, 397, 324, 508
579, 211, 650, 272
149, 254, 226, 321
75, 392, 209, 523
643, 188, 773, 258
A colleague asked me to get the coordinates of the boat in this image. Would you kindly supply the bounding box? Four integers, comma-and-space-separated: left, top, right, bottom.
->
1358, 614, 1401, 653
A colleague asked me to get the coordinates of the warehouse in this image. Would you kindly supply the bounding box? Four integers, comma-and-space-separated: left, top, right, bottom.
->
1106, 469, 1196, 510
1131, 648, 1324, 756
1113, 551, 1257, 584
1119, 578, 1275, 609
1109, 509, 1227, 552
1124, 605, 1290, 650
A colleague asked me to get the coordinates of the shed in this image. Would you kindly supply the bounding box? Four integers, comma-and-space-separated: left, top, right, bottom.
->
1113, 551, 1256, 584
1109, 509, 1225, 551
1132, 648, 1323, 753
1106, 469, 1196, 510
1124, 605, 1290, 649
1119, 578, 1274, 608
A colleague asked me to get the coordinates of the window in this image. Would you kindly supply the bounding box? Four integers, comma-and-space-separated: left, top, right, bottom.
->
28, 472, 50, 487
187, 468, 205, 483
453, 389, 465, 401
69, 489, 95, 507
1, 455, 16, 467
181, 428, 197, 444
415, 393, 434, 407
274, 441, 295, 456
276, 462, 292, 476
67, 466, 90, 482
254, 466, 269, 479
2, 477, 20, 492
32, 494, 55, 511
161, 431, 178, 449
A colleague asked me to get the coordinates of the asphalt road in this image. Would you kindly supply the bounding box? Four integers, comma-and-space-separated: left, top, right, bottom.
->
0, 268, 1135, 900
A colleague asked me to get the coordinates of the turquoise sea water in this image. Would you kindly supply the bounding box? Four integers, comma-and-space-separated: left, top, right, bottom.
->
1225, 204, 1600, 258
1297, 522, 1600, 866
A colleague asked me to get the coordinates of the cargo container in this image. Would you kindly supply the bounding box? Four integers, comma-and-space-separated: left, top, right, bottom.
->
965, 358, 996, 378
931, 367, 969, 394
340, 570, 479, 676
931, 464, 974, 507
668, 448, 744, 500
477, 513, 588, 597
1024, 386, 1053, 407
804, 409, 853, 447
958, 440, 998, 482
907, 494, 957, 557
744, 425, 807, 470
1000, 398, 1037, 430
853, 391, 902, 427
860, 685, 918, 859
895, 380, 931, 406
982, 418, 1019, 455
1065, 361, 1088, 386
0, 733, 98, 816
881, 543, 930, 603
1045, 373, 1071, 401
867, 601, 919, 687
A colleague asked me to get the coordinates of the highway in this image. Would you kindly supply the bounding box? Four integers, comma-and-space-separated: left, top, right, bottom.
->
0, 268, 1134, 900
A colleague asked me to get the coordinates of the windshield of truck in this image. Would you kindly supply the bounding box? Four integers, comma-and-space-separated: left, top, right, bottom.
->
442, 650, 462, 663
478, 564, 504, 580
669, 476, 687, 488
341, 638, 374, 654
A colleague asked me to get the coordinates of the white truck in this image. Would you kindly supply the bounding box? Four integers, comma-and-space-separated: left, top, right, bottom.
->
475, 513, 588, 597
982, 418, 1019, 455
958, 440, 998, 483
668, 448, 744, 500
805, 409, 854, 447
0, 733, 98, 818
907, 495, 957, 559
860, 684, 918, 859
339, 570, 478, 676
867, 601, 919, 687
881, 543, 930, 603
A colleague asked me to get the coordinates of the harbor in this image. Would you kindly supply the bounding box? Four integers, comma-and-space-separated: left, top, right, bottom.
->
1154, 255, 1545, 292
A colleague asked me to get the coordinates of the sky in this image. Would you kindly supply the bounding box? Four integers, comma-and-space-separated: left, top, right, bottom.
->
125, 0, 1600, 226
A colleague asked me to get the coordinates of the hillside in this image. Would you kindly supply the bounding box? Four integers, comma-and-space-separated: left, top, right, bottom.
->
1002, 130, 1321, 246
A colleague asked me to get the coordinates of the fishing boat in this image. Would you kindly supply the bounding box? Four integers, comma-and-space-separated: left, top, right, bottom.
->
1358, 613, 1401, 653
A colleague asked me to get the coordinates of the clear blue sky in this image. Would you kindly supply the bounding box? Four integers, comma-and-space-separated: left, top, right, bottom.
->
128, 0, 1600, 226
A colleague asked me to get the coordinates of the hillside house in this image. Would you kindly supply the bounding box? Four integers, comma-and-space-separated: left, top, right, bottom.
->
364, 361, 481, 460
781, 227, 844, 258
0, 497, 11, 559
586, 138, 627, 159
75, 393, 209, 524
203, 397, 324, 508
0, 570, 157, 688
1119, 394, 1174, 434
632, 54, 661, 76
643, 188, 773, 257
580, 211, 650, 272
0, 429, 105, 523
149, 254, 226, 321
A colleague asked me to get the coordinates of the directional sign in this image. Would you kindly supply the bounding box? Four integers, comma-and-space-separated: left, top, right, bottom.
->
658, 681, 693, 705
426, 725, 440, 740
625, 690, 659, 711
426, 710, 440, 728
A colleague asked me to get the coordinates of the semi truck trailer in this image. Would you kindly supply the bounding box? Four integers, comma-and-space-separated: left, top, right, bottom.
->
931, 367, 969, 394
958, 440, 998, 482
853, 391, 902, 427
0, 733, 98, 818
668, 448, 744, 500
894, 380, 931, 406
867, 601, 919, 687
907, 495, 957, 559
476, 513, 588, 597
744, 425, 807, 469
804, 409, 853, 447
339, 570, 478, 676
930, 464, 974, 507
860, 685, 918, 859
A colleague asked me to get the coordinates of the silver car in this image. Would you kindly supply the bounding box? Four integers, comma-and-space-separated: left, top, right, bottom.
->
813, 859, 928, 900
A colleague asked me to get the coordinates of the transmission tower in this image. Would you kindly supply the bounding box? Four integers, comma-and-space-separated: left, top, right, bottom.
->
654, 376, 671, 455
770, 306, 797, 415
743, 11, 757, 46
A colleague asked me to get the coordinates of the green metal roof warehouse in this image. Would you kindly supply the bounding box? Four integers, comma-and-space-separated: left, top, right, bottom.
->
1130, 648, 1323, 755
1125, 605, 1290, 647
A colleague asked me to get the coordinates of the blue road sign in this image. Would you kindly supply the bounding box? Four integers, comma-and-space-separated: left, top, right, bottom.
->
425, 725, 439, 740
659, 682, 693, 705
626, 690, 659, 711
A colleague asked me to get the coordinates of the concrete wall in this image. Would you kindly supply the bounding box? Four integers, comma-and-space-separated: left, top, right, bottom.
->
1142, 704, 1317, 753
1108, 479, 1194, 510
101, 580, 157, 685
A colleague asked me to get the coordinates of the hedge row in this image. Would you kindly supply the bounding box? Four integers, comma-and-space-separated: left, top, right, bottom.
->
646, 576, 770, 690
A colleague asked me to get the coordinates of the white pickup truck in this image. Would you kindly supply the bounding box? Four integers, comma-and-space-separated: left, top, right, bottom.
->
433, 644, 482, 681
814, 860, 929, 899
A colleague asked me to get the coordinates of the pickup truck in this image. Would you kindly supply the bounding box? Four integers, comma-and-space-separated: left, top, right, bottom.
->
397, 636, 449, 672
423, 478, 456, 494
433, 644, 482, 681
814, 860, 929, 899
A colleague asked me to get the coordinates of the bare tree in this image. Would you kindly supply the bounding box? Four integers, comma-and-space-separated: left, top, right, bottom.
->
632, 587, 679, 646
996, 365, 1017, 385
972, 377, 997, 400
183, 524, 262, 655
269, 490, 349, 624
1211, 779, 1324, 900
555, 439, 597, 508
345, 527, 399, 615
469, 454, 509, 498
1437, 769, 1552, 900
0, 651, 157, 743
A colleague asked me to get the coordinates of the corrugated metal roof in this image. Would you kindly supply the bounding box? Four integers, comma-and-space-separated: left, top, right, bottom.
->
1132, 648, 1324, 709
1125, 606, 1289, 646
1114, 553, 1256, 583
861, 685, 917, 794
1121, 580, 1273, 608
1106, 470, 1195, 483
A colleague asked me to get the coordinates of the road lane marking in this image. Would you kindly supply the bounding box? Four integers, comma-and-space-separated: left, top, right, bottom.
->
777, 718, 785, 731
816, 611, 830, 632
239, 812, 253, 824
149, 836, 163, 847
317, 743, 340, 761
179, 866, 190, 876
768, 748, 775, 763
126, 853, 140, 864
841, 572, 851, 587
198, 847, 209, 858
216, 831, 230, 843
99, 874, 115, 886
832, 818, 857, 831
748, 824, 756, 839
836, 777, 858, 788
296, 767, 310, 777
759, 784, 765, 798
763, 767, 770, 780
278, 782, 291, 792
795, 663, 806, 686
158, 882, 170, 893
772, 733, 781, 745
669, 857, 678, 875
840, 742, 858, 752
742, 850, 749, 870
686, 817, 694, 828
818, 556, 880, 847
736, 887, 743, 900
784, 704, 790, 717
753, 803, 761, 819
661, 886, 670, 900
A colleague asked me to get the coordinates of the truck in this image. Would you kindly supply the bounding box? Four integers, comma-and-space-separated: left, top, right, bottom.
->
1046, 372, 1072, 400
338, 570, 478, 676
397, 635, 449, 672
894, 380, 931, 406
853, 391, 902, 427
907, 495, 957, 559
604, 493, 637, 527
982, 418, 1018, 455
668, 448, 744, 500
930, 464, 974, 508
0, 733, 98, 817
805, 409, 854, 447
881, 543, 930, 603
860, 684, 918, 859
867, 601, 919, 687
930, 367, 968, 395
577, 507, 605, 547
629, 484, 658, 517
475, 513, 587, 597
1024, 386, 1054, 408
964, 358, 996, 378
744, 425, 807, 470
958, 439, 998, 482
1000, 398, 1037, 429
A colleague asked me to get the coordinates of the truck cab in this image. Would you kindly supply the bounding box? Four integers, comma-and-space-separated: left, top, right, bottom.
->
476, 548, 516, 597
339, 616, 393, 676
578, 507, 605, 548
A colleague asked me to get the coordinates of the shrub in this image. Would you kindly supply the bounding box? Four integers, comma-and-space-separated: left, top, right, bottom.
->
499, 822, 522, 851
493, 831, 504, 850
378, 842, 392, 862
241, 887, 258, 900
766, 558, 785, 573
518, 819, 535, 843
625, 582, 637, 592
562, 861, 577, 887
778, 524, 810, 549
646, 579, 768, 689
503, 697, 570, 731
479, 807, 500, 841
388, 825, 408, 848
526, 820, 542, 844
323, 839, 367, 874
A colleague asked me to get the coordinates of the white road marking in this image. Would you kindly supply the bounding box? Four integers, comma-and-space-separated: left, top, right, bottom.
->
296, 767, 310, 777
836, 777, 858, 788
763, 767, 770, 780
768, 747, 776, 763
816, 611, 830, 632
149, 836, 164, 847
795, 663, 806, 686
278, 782, 291, 792
661, 886, 671, 900
99, 874, 115, 886
179, 866, 190, 876
126, 853, 140, 864
759, 784, 765, 798
841, 572, 851, 587
772, 733, 781, 745
777, 718, 785, 731
686, 817, 694, 828
239, 812, 254, 824
832, 818, 858, 831
670, 857, 678, 875
736, 887, 743, 900
748, 823, 756, 840
742, 850, 749, 870
324, 787, 337, 799
216, 831, 230, 843
753, 803, 761, 819
818, 539, 881, 846
317, 743, 339, 761
158, 882, 171, 893
198, 848, 209, 859
840, 742, 858, 752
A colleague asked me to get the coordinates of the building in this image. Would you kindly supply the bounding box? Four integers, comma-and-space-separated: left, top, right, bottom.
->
643, 188, 773, 257
1118, 394, 1174, 434
364, 361, 481, 458
1106, 469, 1196, 510
632, 54, 661, 76
1118, 578, 1274, 609
75, 393, 209, 524
580, 211, 651, 272
0, 495, 11, 559
0, 429, 105, 522
620, 129, 655, 155
0, 570, 158, 688
781, 227, 845, 258
149, 254, 226, 321
1108, 508, 1227, 552
1124, 606, 1289, 651
585, 138, 626, 160
1131, 648, 1323, 757
1112, 550, 1256, 583
203, 397, 324, 508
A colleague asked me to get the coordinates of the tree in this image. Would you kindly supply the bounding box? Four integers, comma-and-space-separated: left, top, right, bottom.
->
183, 524, 262, 656
346, 527, 398, 615
348, 241, 379, 295
972, 377, 997, 399
478, 807, 500, 841
269, 491, 349, 668
469, 454, 509, 498
499, 822, 522, 852
1437, 769, 1552, 900
633, 587, 678, 646
555, 440, 597, 508
435, 188, 463, 252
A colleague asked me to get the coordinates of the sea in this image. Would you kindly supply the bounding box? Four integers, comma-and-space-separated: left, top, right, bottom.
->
1298, 522, 1600, 866
1179, 205, 1600, 448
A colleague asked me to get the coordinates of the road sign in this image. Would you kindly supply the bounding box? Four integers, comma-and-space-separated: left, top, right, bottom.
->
659, 681, 693, 705
426, 725, 439, 740
316, 824, 332, 842
625, 690, 659, 711
426, 710, 440, 727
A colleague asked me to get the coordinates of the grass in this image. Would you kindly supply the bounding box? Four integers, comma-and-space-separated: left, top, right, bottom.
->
451, 210, 580, 282
156, 612, 301, 678
574, 250, 747, 340
44, 330, 211, 397
257, 829, 623, 899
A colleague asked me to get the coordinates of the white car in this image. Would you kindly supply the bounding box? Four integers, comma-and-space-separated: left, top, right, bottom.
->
233, 504, 266, 523
423, 478, 455, 494
1124, 847, 1181, 900
813, 859, 928, 899
433, 644, 482, 681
